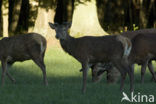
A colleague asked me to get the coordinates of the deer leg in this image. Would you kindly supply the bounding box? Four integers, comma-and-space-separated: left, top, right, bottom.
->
107, 69, 114, 84
113, 62, 127, 92
127, 65, 134, 92
81, 63, 89, 94
91, 64, 104, 82
131, 64, 134, 72
120, 71, 127, 92
32, 56, 48, 86
91, 65, 97, 82
6, 62, 16, 83
141, 61, 148, 84
119, 63, 134, 92
31, 48, 48, 86
1, 59, 7, 86
148, 61, 156, 82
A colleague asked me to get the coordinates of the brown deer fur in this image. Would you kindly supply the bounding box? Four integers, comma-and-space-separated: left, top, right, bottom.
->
49, 22, 133, 93
92, 29, 156, 83
0, 33, 48, 86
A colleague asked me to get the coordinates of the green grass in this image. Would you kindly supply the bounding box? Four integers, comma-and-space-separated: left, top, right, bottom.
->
0, 47, 156, 104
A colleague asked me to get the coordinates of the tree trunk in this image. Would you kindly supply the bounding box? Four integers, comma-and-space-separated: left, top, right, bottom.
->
96, 0, 106, 31
8, 0, 22, 36
28, 0, 39, 32
16, 0, 29, 34
2, 0, 9, 37
33, 0, 57, 38
54, 0, 74, 23
139, 0, 147, 28
147, 0, 156, 28
70, 0, 108, 37
123, 0, 132, 30
0, 0, 3, 36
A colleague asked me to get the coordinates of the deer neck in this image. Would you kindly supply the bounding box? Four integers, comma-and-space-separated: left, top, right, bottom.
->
60, 35, 76, 56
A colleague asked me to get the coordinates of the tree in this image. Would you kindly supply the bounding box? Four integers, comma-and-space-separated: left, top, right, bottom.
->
1, 0, 9, 37
33, 0, 57, 38
54, 0, 74, 23
0, 0, 3, 36
70, 0, 108, 36
16, 0, 29, 34
0, 0, 156, 37
8, 0, 22, 36
28, 0, 39, 32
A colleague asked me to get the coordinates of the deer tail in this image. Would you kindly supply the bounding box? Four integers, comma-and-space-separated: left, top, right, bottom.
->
116, 35, 132, 59
40, 40, 46, 54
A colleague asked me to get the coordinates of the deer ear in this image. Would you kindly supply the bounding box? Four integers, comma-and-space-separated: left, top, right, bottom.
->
48, 22, 58, 29
63, 22, 72, 28
67, 22, 72, 28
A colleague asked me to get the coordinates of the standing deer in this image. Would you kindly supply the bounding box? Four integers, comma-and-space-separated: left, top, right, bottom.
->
0, 33, 48, 86
92, 32, 156, 84
49, 22, 133, 93
122, 29, 156, 83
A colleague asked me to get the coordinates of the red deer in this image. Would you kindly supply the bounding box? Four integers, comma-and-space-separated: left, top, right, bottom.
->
129, 33, 156, 83
49, 22, 133, 93
92, 31, 156, 84
0, 33, 48, 86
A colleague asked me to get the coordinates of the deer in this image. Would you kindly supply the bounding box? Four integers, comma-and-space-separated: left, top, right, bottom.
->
0, 33, 48, 86
123, 29, 156, 83
92, 31, 156, 84
48, 22, 133, 93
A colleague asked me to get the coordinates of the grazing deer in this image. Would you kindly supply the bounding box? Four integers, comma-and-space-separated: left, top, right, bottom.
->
122, 29, 156, 83
49, 22, 133, 93
0, 33, 48, 86
129, 33, 156, 83
92, 32, 156, 84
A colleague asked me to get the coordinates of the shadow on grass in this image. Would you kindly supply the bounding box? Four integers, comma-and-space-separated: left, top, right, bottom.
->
0, 62, 155, 87
0, 62, 156, 104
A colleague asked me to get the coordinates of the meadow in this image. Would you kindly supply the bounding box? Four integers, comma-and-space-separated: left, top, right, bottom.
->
0, 47, 156, 104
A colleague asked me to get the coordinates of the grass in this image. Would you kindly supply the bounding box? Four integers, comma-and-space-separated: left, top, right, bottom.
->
0, 47, 156, 104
